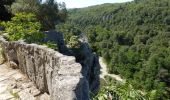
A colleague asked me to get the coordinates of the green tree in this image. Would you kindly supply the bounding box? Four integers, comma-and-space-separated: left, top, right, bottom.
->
0, 0, 15, 21
93, 82, 146, 100
11, 0, 68, 30
38, 0, 60, 30
2, 13, 44, 43
59, 0, 170, 99
11, 0, 40, 14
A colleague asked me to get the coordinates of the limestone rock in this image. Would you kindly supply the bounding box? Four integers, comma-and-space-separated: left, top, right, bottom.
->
0, 46, 5, 64
0, 64, 50, 100
0, 36, 89, 100
9, 61, 18, 69
0, 55, 5, 64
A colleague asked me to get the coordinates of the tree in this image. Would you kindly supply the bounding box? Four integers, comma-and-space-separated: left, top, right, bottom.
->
38, 0, 60, 30
2, 13, 44, 43
0, 0, 15, 21
11, 0, 41, 14
59, 0, 170, 99
93, 82, 146, 100
58, 2, 68, 22
164, 17, 170, 25
11, 0, 68, 30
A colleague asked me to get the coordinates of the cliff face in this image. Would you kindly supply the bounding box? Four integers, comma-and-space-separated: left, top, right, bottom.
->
76, 43, 100, 93
0, 37, 89, 100
0, 30, 100, 99
44, 31, 100, 93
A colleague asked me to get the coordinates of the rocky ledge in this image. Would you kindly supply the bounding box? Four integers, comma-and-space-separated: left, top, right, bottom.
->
0, 37, 89, 100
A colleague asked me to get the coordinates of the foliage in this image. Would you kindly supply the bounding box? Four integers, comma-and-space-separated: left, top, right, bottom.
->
1, 12, 58, 50
56, 23, 82, 44
43, 41, 58, 50
37, 1, 59, 30
11, 0, 67, 30
0, 0, 15, 21
92, 81, 146, 100
68, 35, 81, 49
1, 13, 45, 43
60, 0, 170, 99
9, 90, 19, 99
11, 0, 40, 14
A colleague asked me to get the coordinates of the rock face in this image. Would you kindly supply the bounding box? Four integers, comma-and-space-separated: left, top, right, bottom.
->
0, 37, 89, 100
43, 30, 70, 55
0, 45, 5, 64
0, 64, 50, 100
43, 31, 100, 93
74, 43, 100, 93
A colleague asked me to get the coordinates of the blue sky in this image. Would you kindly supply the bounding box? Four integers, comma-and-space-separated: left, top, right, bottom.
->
44, 0, 134, 8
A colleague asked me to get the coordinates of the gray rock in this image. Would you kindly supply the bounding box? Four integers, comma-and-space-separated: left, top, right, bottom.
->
0, 36, 89, 100
9, 61, 18, 69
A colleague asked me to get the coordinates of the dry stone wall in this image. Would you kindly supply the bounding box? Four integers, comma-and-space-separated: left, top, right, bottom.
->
0, 37, 89, 100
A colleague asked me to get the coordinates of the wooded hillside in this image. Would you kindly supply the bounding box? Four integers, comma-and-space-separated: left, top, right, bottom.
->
58, 0, 170, 99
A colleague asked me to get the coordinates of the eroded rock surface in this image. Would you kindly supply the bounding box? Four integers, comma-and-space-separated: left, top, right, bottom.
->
0, 37, 89, 100
0, 64, 50, 100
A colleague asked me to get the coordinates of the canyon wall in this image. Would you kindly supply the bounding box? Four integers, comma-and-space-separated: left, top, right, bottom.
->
43, 31, 100, 93
0, 37, 89, 100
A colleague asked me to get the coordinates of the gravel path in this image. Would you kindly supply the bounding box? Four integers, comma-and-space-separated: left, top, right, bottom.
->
99, 57, 124, 82
0, 63, 49, 100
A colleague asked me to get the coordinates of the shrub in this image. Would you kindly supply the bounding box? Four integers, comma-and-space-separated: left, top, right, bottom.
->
43, 41, 58, 50
2, 12, 45, 43
1, 12, 59, 50
11, 0, 40, 14
92, 82, 146, 100
68, 35, 81, 49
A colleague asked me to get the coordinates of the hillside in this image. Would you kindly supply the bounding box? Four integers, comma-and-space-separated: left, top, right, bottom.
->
57, 0, 170, 99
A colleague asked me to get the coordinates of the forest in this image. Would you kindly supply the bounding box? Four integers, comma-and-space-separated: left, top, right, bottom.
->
56, 0, 170, 99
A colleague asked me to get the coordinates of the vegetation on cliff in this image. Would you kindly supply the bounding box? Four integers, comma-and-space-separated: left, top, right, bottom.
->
0, 0, 67, 30
1, 13, 44, 42
0, 0, 67, 50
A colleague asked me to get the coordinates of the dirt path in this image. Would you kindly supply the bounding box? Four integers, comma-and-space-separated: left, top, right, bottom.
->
99, 57, 124, 82
0, 63, 49, 100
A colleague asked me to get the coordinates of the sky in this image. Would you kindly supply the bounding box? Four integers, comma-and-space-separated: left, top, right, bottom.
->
45, 0, 134, 8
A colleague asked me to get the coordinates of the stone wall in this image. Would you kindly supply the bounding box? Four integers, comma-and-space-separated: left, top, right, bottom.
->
0, 37, 89, 100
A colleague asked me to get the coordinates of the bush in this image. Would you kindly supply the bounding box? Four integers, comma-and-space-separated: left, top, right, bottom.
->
1, 12, 59, 50
68, 35, 81, 49
2, 13, 45, 43
43, 41, 58, 50
92, 82, 146, 100
11, 0, 40, 14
